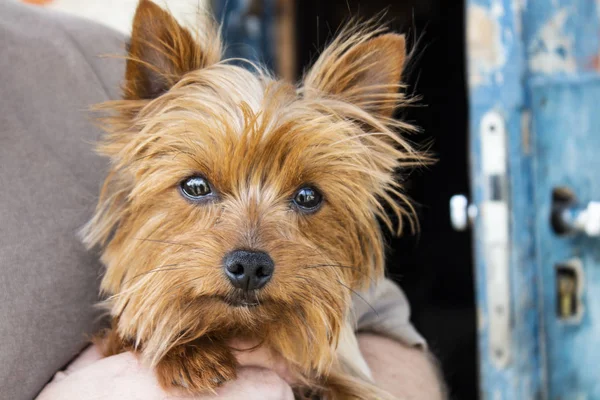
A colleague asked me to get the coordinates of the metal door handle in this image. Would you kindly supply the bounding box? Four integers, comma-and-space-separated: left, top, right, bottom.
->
551, 192, 600, 237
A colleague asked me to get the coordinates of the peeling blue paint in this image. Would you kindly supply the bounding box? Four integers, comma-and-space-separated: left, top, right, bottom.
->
468, 0, 541, 398
524, 0, 600, 78
530, 81, 600, 399
469, 0, 600, 398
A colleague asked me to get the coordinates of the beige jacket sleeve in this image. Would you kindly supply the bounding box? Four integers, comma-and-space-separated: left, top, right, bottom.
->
350, 278, 426, 348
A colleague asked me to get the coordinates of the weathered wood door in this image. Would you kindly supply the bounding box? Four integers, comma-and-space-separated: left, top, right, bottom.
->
467, 0, 600, 398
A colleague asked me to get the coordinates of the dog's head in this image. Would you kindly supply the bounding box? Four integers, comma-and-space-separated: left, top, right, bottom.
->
84, 0, 424, 372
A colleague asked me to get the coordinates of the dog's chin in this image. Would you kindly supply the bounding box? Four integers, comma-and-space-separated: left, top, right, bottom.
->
221, 291, 262, 308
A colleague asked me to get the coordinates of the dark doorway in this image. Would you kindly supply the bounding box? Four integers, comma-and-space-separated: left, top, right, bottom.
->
295, 2, 477, 399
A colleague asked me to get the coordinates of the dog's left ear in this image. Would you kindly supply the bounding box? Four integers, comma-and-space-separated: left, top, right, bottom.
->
303, 33, 407, 117
124, 0, 221, 100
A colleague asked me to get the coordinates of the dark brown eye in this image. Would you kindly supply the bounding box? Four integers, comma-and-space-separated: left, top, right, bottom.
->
180, 176, 213, 201
293, 187, 323, 211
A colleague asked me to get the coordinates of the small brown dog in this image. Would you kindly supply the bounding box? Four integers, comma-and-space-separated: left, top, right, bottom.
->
83, 0, 426, 398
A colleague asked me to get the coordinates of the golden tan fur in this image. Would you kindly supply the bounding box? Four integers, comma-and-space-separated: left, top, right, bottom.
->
83, 1, 429, 398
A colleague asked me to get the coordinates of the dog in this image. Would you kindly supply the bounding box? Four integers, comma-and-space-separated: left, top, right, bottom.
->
82, 0, 427, 398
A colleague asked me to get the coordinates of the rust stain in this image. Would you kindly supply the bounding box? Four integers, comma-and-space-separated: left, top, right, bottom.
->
587, 31, 600, 73
21, 0, 54, 5
589, 53, 600, 72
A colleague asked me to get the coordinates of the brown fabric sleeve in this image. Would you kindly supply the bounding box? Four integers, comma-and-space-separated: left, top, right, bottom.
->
0, 3, 124, 399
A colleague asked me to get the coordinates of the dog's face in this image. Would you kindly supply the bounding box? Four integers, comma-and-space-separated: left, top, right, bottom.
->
85, 0, 423, 371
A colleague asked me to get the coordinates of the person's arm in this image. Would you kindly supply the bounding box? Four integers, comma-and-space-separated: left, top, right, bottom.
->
358, 333, 446, 400
38, 275, 442, 400
350, 278, 447, 399
36, 345, 294, 400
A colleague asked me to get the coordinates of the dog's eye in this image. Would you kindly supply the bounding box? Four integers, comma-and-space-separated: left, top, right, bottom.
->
292, 187, 323, 211
180, 176, 213, 200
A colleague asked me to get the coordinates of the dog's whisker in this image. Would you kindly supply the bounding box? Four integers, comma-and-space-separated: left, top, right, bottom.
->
170, 276, 207, 292
134, 237, 196, 247
254, 289, 262, 307
303, 263, 361, 271
134, 237, 211, 255
302, 264, 376, 285
123, 264, 201, 285
335, 279, 379, 317
134, 237, 208, 251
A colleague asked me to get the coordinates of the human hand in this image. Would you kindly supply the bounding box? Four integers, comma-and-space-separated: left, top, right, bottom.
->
36, 342, 295, 400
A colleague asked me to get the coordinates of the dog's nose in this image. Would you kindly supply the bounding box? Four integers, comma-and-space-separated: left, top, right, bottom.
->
223, 250, 274, 291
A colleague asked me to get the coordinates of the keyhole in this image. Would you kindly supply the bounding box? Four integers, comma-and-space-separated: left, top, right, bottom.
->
556, 265, 578, 319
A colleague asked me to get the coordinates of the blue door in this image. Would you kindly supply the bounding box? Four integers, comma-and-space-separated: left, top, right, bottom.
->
467, 0, 600, 398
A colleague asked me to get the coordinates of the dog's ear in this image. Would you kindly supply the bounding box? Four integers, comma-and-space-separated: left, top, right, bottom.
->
303, 33, 407, 117
124, 0, 221, 100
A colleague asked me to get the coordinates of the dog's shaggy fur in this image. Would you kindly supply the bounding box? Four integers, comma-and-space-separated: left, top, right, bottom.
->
82, 1, 428, 398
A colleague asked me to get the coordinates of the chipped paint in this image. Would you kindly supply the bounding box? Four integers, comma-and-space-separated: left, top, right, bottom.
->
528, 9, 576, 74
468, 4, 507, 87
511, 0, 527, 34
512, 0, 527, 13
491, 0, 505, 18
470, 0, 600, 397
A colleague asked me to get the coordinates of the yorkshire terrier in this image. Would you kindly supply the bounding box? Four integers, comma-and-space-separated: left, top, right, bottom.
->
83, 0, 426, 398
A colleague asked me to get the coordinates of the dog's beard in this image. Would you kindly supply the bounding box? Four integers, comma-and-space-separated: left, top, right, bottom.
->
108, 257, 351, 374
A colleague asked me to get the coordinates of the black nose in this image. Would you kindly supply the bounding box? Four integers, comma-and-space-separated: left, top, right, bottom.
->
223, 250, 274, 291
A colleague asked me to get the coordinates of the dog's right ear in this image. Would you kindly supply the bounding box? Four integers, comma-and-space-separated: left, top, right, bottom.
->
303, 31, 407, 118
124, 0, 221, 100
